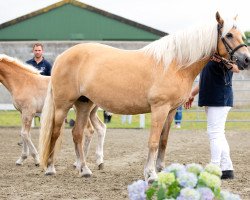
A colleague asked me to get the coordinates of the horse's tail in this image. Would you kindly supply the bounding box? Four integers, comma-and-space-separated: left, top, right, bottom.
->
39, 81, 57, 169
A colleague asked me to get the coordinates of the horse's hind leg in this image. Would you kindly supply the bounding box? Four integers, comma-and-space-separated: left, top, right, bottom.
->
89, 106, 106, 170
45, 105, 71, 175
16, 112, 39, 166
156, 109, 176, 172
72, 100, 94, 177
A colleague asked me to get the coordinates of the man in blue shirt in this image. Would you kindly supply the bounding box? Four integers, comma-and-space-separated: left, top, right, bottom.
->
26, 43, 52, 76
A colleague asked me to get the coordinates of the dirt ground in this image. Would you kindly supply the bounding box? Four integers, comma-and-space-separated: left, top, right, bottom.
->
0, 127, 249, 200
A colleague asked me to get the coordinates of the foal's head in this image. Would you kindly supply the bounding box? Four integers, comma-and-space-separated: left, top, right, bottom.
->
216, 12, 250, 70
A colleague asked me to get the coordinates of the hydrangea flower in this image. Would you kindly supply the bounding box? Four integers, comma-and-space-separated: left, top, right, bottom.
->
128, 163, 241, 200
204, 163, 222, 177
162, 163, 186, 176
177, 171, 198, 188
128, 180, 148, 200
186, 163, 203, 176
220, 191, 241, 200
198, 171, 221, 189
197, 187, 214, 200
176, 188, 200, 200
158, 172, 175, 186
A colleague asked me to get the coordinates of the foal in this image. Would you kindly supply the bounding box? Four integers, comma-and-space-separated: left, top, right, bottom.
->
0, 54, 106, 169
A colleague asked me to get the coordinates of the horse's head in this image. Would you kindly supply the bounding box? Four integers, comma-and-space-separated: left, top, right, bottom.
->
216, 12, 250, 70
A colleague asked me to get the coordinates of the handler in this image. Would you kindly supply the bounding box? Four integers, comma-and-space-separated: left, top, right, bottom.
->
185, 55, 240, 180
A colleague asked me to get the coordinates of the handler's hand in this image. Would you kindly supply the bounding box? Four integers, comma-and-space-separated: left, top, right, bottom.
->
229, 63, 240, 73
184, 96, 194, 109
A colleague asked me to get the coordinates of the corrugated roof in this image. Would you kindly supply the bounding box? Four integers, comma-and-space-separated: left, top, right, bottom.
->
0, 0, 167, 36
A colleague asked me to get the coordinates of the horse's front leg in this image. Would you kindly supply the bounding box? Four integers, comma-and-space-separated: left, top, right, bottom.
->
156, 109, 176, 172
89, 106, 106, 170
145, 105, 170, 183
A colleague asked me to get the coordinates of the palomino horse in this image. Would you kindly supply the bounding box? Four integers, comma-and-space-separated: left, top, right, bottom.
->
0, 55, 106, 169
39, 12, 250, 181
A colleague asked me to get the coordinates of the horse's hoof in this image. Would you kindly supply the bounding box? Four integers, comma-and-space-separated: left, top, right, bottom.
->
16, 158, 24, 166
17, 142, 23, 147
98, 163, 104, 170
16, 162, 23, 166
156, 166, 164, 172
82, 173, 91, 178
45, 171, 56, 176
80, 166, 92, 178
45, 165, 56, 175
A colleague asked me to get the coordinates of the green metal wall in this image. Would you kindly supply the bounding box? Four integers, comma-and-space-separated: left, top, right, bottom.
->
0, 4, 161, 41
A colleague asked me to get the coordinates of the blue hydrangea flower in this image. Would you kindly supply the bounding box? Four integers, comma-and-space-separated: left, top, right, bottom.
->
162, 163, 186, 176
177, 171, 198, 188
204, 163, 222, 177
128, 180, 148, 200
158, 172, 176, 186
186, 163, 203, 176
176, 188, 201, 200
198, 171, 221, 189
197, 187, 215, 200
220, 191, 241, 200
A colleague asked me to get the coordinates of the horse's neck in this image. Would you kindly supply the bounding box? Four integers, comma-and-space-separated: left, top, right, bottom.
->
0, 62, 32, 95
183, 57, 210, 82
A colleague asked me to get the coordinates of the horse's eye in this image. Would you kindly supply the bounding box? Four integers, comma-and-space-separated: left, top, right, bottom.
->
226, 33, 233, 39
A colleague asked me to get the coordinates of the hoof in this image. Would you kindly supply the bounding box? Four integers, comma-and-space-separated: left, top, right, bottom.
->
45, 171, 56, 176
144, 170, 158, 184
16, 157, 25, 166
80, 166, 92, 178
82, 173, 92, 178
98, 163, 104, 170
17, 142, 23, 147
147, 177, 156, 184
156, 166, 164, 172
16, 162, 23, 166
34, 158, 40, 167
45, 165, 56, 176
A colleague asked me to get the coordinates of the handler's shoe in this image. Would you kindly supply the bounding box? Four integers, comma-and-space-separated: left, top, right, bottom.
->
221, 170, 234, 179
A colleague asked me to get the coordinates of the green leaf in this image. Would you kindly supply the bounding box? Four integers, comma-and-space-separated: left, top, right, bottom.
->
146, 187, 157, 200
167, 181, 181, 198
157, 186, 166, 200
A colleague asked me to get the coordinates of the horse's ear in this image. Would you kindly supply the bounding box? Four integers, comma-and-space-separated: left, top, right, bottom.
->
216, 11, 224, 26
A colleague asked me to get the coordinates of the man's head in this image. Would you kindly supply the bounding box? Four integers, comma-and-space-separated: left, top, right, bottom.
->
32, 43, 44, 59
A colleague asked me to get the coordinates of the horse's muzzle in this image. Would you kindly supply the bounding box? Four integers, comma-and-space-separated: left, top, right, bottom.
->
235, 54, 250, 70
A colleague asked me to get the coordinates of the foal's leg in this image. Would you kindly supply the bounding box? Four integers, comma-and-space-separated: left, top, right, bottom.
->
144, 105, 170, 183
16, 127, 29, 165
72, 101, 94, 177
156, 109, 176, 172
16, 112, 39, 166
89, 106, 106, 170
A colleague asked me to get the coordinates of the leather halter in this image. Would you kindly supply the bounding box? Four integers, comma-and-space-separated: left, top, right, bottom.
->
216, 24, 247, 69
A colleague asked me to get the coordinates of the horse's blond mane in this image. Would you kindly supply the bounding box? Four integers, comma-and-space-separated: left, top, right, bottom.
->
0, 54, 40, 74
142, 17, 240, 69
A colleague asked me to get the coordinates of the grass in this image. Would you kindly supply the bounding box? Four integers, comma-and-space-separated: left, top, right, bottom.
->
0, 107, 249, 131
